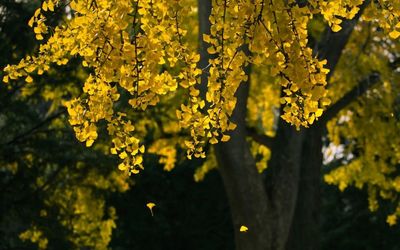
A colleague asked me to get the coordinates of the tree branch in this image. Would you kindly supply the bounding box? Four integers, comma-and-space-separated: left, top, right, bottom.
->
2, 110, 66, 146
316, 0, 370, 80
318, 72, 380, 125
246, 126, 274, 148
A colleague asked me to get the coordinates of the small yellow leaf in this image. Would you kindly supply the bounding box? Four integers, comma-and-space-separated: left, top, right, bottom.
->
331, 24, 342, 32
119, 151, 128, 159
146, 202, 156, 216
110, 148, 117, 154
86, 139, 94, 147
315, 109, 323, 118
3, 75, 9, 83
48, 1, 55, 11
134, 155, 143, 165
25, 75, 33, 83
131, 169, 140, 174
147, 202, 155, 209
389, 30, 400, 39
118, 163, 128, 171
42, 1, 48, 11
387, 214, 397, 226
221, 135, 230, 142
28, 17, 35, 27
210, 137, 218, 144
139, 145, 145, 153
239, 225, 248, 232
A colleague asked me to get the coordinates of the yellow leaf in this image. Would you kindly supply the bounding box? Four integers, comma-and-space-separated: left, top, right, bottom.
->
119, 151, 128, 159
134, 155, 143, 165
221, 135, 230, 142
331, 24, 342, 32
42, 1, 48, 11
387, 214, 397, 226
146, 202, 156, 216
239, 225, 248, 232
131, 169, 140, 174
207, 47, 217, 54
315, 109, 323, 118
25, 75, 33, 83
48, 1, 55, 11
28, 17, 35, 27
86, 139, 94, 147
110, 148, 117, 154
389, 30, 400, 39
138, 8, 146, 15
3, 75, 9, 83
118, 163, 128, 171
210, 137, 218, 144
34, 8, 41, 17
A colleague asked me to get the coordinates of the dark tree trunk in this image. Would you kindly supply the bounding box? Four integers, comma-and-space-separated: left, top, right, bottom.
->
266, 119, 304, 250
285, 127, 323, 250
215, 73, 272, 250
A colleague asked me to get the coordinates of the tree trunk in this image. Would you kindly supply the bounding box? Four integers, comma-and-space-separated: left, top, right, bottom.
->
285, 127, 323, 250
265, 117, 304, 250
215, 75, 273, 250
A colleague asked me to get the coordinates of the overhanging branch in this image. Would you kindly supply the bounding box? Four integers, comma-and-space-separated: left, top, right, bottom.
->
318, 72, 380, 125
316, 0, 370, 80
2, 110, 66, 146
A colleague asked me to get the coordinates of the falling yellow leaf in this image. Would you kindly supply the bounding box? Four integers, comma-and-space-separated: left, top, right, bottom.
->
239, 225, 248, 232
146, 202, 156, 216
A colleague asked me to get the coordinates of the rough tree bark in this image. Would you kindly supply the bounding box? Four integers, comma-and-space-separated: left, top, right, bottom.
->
197, 1, 370, 249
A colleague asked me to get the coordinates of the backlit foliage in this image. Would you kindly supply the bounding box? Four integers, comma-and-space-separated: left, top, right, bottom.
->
324, 16, 400, 225
3, 0, 400, 237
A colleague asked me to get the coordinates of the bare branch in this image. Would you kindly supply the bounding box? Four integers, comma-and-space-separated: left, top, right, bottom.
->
246, 126, 274, 148
2, 110, 66, 146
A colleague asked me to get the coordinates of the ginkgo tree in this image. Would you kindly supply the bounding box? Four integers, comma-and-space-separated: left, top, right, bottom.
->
3, 0, 400, 249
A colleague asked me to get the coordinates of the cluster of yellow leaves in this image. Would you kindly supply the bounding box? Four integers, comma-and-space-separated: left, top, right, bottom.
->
3, 0, 199, 174
193, 146, 218, 182
3, 0, 400, 173
363, 0, 400, 39
324, 18, 400, 225
45, 167, 128, 249
148, 139, 177, 171
249, 0, 332, 128
27, 0, 58, 40
19, 226, 48, 250
17, 153, 129, 250
250, 140, 271, 173
311, 0, 364, 32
